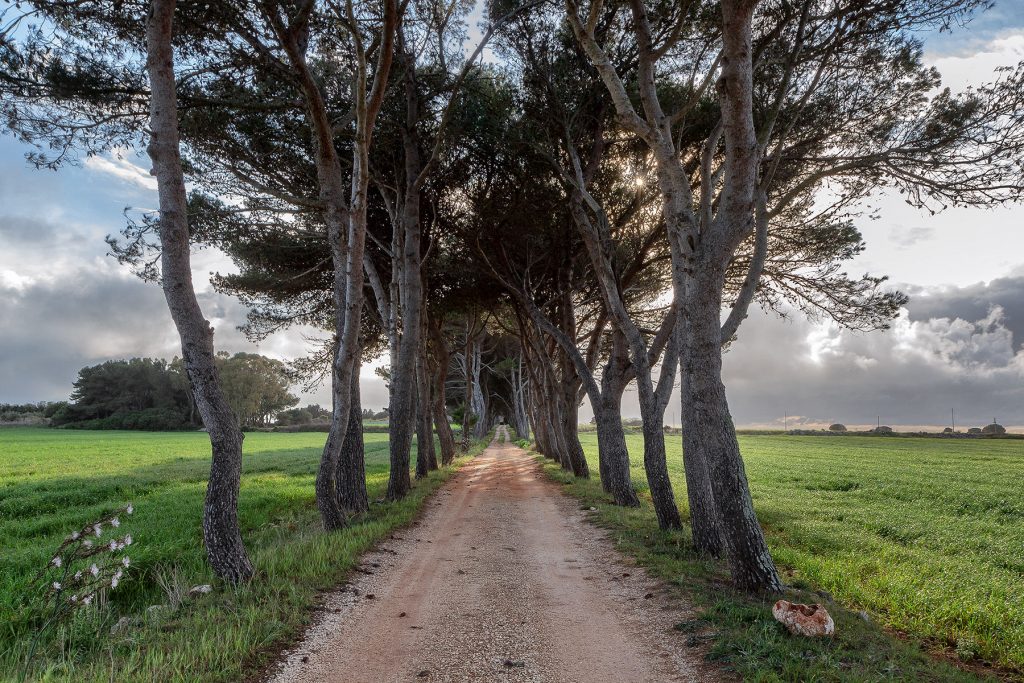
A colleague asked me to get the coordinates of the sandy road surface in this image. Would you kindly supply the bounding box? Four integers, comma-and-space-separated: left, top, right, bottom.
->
267, 428, 720, 683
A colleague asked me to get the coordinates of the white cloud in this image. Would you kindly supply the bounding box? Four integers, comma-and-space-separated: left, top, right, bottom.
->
929, 32, 1024, 92
84, 151, 158, 191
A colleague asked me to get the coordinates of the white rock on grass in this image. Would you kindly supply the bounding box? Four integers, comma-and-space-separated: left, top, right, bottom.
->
772, 600, 835, 637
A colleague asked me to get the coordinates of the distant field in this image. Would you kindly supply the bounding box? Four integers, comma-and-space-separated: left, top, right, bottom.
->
579, 433, 1024, 672
0, 428, 467, 682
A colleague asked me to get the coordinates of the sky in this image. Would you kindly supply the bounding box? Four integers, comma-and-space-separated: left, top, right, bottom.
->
1, 4, 1024, 430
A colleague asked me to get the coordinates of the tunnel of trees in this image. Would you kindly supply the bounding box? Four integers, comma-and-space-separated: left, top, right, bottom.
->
2, 0, 1021, 588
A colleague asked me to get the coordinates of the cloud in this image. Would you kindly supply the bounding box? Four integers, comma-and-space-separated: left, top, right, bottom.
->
720, 288, 1024, 429
0, 267, 259, 402
0, 215, 60, 243
903, 276, 1024, 350
889, 226, 935, 249
929, 32, 1024, 92
84, 152, 158, 191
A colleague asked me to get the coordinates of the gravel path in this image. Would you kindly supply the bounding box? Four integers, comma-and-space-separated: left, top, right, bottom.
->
266, 428, 721, 682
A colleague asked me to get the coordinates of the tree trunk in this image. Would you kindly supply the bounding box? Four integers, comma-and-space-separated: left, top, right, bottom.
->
508, 352, 530, 441
636, 390, 683, 530
336, 360, 368, 515
595, 333, 640, 506
428, 321, 457, 465
470, 339, 488, 439
415, 336, 437, 478
386, 42, 425, 499
560, 392, 590, 478
145, 0, 252, 583
386, 363, 415, 497
593, 399, 640, 507
432, 388, 456, 465
681, 270, 781, 591
678, 355, 722, 556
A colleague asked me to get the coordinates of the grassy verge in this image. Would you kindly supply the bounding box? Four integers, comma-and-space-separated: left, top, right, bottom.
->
535, 435, 1013, 682
0, 428, 487, 682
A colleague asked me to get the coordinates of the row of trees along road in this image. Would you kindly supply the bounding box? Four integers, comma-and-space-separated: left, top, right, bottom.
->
2, 0, 1021, 589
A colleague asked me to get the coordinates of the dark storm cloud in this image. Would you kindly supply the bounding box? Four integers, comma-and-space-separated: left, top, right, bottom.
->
0, 268, 258, 402
722, 289, 1024, 428
903, 276, 1024, 350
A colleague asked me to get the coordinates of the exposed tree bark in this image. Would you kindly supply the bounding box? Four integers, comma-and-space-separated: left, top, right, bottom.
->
681, 268, 781, 590
335, 357, 368, 515
145, 0, 253, 583
508, 352, 530, 441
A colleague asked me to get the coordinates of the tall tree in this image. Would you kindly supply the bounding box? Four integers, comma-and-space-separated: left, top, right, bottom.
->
566, 0, 1024, 589
146, 0, 253, 582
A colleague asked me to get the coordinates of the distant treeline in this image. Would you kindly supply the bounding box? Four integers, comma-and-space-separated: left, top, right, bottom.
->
4, 355, 300, 430
3, 356, 396, 431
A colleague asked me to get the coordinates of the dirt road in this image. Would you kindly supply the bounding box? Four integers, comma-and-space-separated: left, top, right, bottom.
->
267, 428, 719, 683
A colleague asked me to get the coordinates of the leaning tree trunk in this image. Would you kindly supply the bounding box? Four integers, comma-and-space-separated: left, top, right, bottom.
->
560, 389, 590, 478
470, 343, 488, 439
593, 397, 640, 507
635, 387, 683, 530
335, 358, 368, 515
145, 0, 252, 583
682, 269, 781, 591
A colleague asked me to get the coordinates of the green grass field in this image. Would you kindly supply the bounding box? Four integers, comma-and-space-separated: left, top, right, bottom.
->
569, 433, 1024, 680
4, 428, 1022, 681
0, 428, 479, 682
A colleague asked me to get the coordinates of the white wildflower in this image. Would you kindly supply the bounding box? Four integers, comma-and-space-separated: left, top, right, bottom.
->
52, 582, 61, 591
83, 540, 93, 548
51, 556, 62, 568
124, 534, 132, 546
90, 564, 99, 577
70, 595, 77, 603
126, 504, 133, 515
94, 524, 102, 537
122, 556, 130, 568
82, 595, 92, 605
111, 517, 120, 528
74, 571, 82, 580
111, 577, 119, 588
70, 531, 80, 540
109, 540, 120, 551
114, 570, 123, 580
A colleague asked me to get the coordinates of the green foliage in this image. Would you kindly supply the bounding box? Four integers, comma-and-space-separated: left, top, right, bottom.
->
60, 408, 196, 432
55, 358, 193, 429
215, 353, 298, 427
559, 434, 1023, 679
0, 428, 487, 682
50, 355, 299, 430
